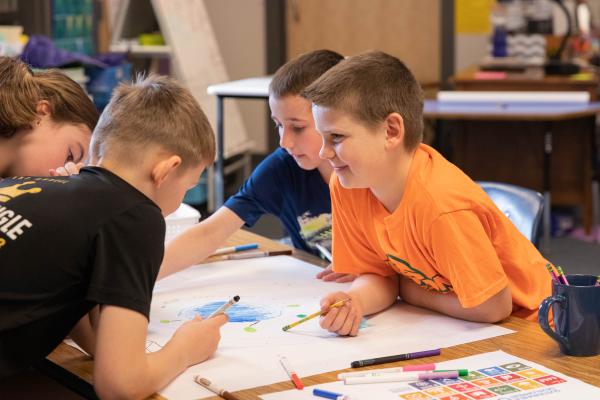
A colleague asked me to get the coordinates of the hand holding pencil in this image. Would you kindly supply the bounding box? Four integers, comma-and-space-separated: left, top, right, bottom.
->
319, 291, 363, 337
282, 298, 350, 332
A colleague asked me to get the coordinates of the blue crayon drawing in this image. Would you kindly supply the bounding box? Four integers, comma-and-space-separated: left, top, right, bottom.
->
178, 301, 281, 323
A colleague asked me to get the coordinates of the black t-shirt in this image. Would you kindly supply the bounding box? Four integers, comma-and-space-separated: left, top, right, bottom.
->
0, 167, 165, 378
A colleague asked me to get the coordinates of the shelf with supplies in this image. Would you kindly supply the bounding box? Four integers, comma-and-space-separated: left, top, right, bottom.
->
110, 0, 254, 208
109, 41, 171, 58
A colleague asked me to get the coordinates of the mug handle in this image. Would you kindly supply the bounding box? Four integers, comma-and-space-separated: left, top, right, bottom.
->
538, 295, 569, 348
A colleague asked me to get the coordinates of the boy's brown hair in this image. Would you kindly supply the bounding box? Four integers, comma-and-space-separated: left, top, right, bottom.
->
0, 56, 98, 137
302, 51, 424, 151
91, 74, 215, 168
269, 49, 344, 98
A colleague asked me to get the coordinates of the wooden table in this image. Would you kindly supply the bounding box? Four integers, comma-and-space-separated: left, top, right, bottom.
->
45, 231, 600, 399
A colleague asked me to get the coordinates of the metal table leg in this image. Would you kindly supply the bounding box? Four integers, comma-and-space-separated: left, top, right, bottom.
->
215, 95, 225, 210
542, 125, 552, 252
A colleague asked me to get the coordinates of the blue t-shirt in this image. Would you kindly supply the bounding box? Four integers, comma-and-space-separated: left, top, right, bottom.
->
225, 148, 331, 255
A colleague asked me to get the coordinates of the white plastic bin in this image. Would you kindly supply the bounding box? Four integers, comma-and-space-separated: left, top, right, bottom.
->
164, 203, 201, 242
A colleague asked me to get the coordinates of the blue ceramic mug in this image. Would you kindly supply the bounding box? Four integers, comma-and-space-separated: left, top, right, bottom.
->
538, 274, 600, 356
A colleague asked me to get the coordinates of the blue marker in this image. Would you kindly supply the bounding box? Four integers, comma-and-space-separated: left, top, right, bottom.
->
212, 243, 258, 256
313, 388, 352, 400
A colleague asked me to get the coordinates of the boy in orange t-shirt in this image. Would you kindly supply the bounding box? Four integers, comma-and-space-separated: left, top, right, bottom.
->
302, 51, 552, 336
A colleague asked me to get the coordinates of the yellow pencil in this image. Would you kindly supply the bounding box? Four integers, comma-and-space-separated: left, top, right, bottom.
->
282, 298, 349, 331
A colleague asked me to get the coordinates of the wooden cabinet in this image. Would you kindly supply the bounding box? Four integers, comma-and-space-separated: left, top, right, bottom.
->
285, 0, 441, 84
443, 67, 599, 233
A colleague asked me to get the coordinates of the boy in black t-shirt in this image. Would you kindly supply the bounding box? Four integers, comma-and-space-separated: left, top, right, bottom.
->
0, 75, 227, 399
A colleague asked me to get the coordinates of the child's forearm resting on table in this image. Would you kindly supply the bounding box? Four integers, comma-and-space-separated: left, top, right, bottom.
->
398, 276, 512, 323
348, 273, 399, 315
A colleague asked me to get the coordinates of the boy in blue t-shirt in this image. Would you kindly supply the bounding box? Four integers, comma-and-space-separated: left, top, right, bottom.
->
161, 50, 354, 283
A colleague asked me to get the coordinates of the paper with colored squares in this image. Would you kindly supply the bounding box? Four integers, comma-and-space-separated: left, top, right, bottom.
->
262, 350, 600, 400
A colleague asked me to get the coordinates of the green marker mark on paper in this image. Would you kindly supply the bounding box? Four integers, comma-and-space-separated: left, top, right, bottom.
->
160, 319, 170, 324
244, 321, 259, 333
287, 304, 300, 308
296, 314, 307, 318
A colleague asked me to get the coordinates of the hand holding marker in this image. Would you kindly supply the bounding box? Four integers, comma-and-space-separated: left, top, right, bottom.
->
208, 295, 240, 318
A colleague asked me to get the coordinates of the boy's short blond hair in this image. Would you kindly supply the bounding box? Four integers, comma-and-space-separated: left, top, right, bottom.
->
302, 51, 424, 151
91, 74, 215, 168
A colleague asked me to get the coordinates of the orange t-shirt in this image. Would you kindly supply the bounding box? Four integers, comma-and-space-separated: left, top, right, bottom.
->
331, 144, 551, 320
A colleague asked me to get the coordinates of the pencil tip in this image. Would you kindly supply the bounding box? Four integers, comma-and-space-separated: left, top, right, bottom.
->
270, 250, 291, 256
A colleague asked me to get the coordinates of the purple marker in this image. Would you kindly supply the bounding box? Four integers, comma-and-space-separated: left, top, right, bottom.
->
350, 348, 441, 368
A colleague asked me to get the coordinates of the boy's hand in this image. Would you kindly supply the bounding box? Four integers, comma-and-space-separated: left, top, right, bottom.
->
319, 291, 363, 336
316, 264, 356, 283
172, 314, 228, 367
49, 161, 84, 176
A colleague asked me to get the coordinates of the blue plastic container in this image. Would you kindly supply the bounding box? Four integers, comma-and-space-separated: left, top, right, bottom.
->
85, 63, 132, 110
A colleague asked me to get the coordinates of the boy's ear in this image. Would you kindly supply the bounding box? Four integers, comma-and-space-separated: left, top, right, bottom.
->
151, 155, 183, 188
384, 112, 405, 150
35, 100, 52, 117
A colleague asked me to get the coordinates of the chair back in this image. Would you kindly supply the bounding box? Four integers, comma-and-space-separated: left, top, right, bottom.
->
478, 181, 544, 247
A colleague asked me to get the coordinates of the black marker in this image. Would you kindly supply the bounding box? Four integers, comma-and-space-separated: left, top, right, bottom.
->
350, 348, 441, 368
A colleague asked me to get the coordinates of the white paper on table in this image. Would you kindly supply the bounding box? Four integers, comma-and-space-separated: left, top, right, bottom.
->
145, 256, 515, 399
262, 350, 600, 400
130, 256, 513, 399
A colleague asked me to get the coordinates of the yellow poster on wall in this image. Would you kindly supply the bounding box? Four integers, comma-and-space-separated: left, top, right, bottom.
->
456, 0, 493, 34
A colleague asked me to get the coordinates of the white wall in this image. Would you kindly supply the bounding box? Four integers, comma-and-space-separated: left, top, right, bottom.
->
107, 0, 269, 154
455, 34, 489, 72
205, 0, 268, 154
